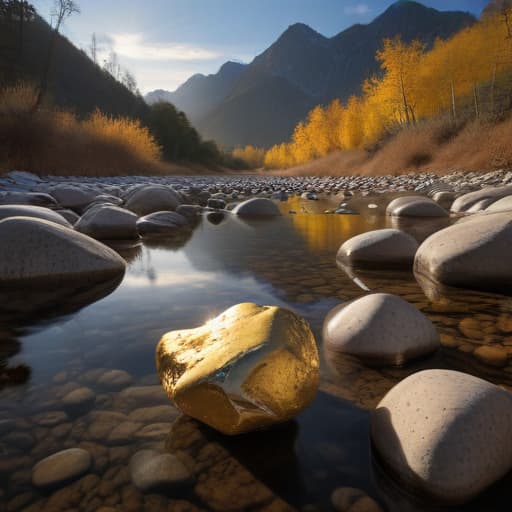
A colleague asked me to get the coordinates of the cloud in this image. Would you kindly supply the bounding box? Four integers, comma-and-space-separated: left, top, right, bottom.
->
108, 33, 221, 61
344, 4, 371, 15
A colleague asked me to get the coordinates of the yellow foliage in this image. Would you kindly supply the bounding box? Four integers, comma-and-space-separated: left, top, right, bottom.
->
232, 145, 265, 168
0, 83, 165, 175
265, 11, 512, 169
83, 109, 161, 162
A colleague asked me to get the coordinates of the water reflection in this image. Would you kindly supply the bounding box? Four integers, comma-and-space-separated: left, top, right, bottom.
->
1, 195, 512, 510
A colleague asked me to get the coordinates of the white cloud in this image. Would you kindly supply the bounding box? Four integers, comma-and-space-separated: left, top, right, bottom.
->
344, 4, 371, 15
108, 33, 221, 62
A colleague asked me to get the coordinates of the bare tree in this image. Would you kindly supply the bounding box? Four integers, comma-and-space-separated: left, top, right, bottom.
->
89, 31, 97, 63
33, 0, 80, 111
103, 49, 124, 81
121, 69, 138, 94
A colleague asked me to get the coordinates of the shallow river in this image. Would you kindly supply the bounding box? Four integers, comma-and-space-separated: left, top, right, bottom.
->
1, 194, 512, 511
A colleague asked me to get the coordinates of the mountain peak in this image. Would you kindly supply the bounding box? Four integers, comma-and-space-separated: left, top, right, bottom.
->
280, 23, 326, 45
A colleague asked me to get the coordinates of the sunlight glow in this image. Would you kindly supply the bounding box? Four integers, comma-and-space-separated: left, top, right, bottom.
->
110, 33, 221, 61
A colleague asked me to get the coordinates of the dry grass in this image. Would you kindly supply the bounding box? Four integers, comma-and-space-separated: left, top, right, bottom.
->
272, 116, 512, 176
0, 84, 200, 176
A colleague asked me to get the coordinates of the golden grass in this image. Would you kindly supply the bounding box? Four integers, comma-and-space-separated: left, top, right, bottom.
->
273, 116, 512, 176
0, 83, 198, 176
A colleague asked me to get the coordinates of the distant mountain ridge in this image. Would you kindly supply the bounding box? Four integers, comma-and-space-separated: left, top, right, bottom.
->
146, 1, 476, 148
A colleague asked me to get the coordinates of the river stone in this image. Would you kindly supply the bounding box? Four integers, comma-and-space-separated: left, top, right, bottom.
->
62, 387, 96, 411
97, 369, 133, 390
371, 370, 512, 503
75, 205, 139, 240
336, 229, 418, 268
56, 209, 80, 224
451, 185, 512, 213
136, 211, 189, 237
32, 448, 92, 488
331, 487, 383, 512
386, 196, 448, 217
49, 185, 98, 211
130, 449, 192, 492
176, 204, 202, 219
0, 205, 71, 227
323, 294, 439, 365
0, 191, 57, 207
485, 195, 512, 213
414, 212, 512, 292
128, 405, 178, 423
156, 303, 319, 435
0, 217, 126, 285
125, 185, 182, 215
232, 198, 281, 217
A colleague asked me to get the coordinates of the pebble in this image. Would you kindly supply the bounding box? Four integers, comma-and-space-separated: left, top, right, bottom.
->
331, 487, 383, 512
129, 449, 193, 492
32, 448, 92, 488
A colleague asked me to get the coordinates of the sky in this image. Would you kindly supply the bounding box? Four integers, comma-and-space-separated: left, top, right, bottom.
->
31, 0, 489, 94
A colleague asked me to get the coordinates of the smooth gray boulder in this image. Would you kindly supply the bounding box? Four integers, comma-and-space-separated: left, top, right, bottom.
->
386, 196, 448, 217
414, 212, 512, 292
0, 217, 126, 285
125, 185, 182, 215
136, 211, 189, 237
49, 185, 98, 210
0, 205, 71, 227
371, 370, 512, 503
451, 185, 512, 213
56, 209, 80, 224
32, 448, 91, 488
485, 195, 512, 213
130, 449, 192, 492
75, 205, 139, 240
232, 198, 281, 217
0, 192, 57, 207
323, 293, 439, 365
337, 229, 418, 268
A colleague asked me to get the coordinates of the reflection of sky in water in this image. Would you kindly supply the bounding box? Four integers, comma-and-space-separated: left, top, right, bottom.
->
3, 201, 512, 511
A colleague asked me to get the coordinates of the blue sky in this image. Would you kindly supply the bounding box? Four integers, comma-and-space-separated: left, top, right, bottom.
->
32, 0, 489, 93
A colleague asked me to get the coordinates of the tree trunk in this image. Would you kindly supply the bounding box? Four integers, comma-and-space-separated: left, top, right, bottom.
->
473, 84, 479, 118
400, 74, 411, 126
32, 22, 61, 112
450, 80, 457, 122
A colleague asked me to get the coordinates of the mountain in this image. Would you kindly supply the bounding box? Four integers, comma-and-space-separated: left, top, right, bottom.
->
146, 61, 246, 123
146, 1, 475, 148
482, 0, 512, 17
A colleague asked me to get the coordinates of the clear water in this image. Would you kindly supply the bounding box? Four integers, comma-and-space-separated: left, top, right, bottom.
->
1, 195, 512, 511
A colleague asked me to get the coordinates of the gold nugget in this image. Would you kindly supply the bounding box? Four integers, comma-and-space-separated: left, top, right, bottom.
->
156, 303, 319, 435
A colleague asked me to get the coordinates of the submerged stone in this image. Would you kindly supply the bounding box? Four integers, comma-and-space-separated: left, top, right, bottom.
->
32, 448, 91, 488
156, 303, 319, 435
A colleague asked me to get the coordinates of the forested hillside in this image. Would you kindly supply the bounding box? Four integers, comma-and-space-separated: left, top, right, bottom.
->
261, 8, 512, 170
0, 0, 226, 175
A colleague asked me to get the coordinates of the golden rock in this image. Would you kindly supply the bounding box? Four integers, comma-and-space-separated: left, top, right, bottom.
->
156, 303, 320, 435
